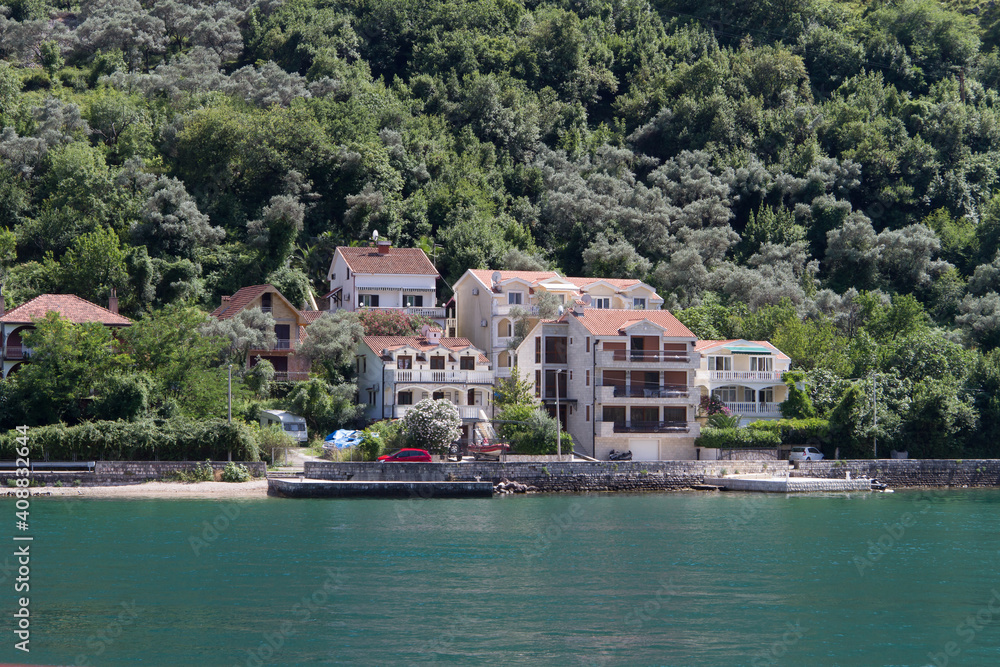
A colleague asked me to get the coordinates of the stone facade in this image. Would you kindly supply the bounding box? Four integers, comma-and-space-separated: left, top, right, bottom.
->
0, 461, 266, 487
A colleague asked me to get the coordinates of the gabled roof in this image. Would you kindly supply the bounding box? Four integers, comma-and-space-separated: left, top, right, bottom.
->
362, 335, 489, 364
569, 309, 695, 338
564, 276, 643, 290
695, 339, 790, 360
301, 311, 325, 324
0, 294, 131, 326
211, 285, 309, 326
467, 270, 560, 288
336, 246, 438, 276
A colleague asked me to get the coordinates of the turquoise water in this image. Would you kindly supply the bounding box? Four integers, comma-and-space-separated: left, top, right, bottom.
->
3, 489, 1000, 666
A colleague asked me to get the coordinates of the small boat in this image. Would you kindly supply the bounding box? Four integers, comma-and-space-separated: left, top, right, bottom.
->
467, 439, 510, 460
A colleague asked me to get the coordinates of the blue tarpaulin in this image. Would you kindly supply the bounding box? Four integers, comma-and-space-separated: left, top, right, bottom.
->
324, 429, 362, 448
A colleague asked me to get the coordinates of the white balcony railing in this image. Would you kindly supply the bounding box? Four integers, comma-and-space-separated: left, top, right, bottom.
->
393, 370, 494, 384
596, 350, 695, 367
722, 402, 781, 415
394, 405, 488, 420
700, 370, 785, 382
367, 306, 447, 319
495, 367, 512, 378
492, 303, 540, 317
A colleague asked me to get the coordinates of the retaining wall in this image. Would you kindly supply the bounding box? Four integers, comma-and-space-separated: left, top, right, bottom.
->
0, 461, 266, 487
306, 459, 1000, 493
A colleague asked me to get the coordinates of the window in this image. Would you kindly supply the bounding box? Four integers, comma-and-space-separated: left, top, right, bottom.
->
535, 337, 541, 363
712, 386, 737, 402
759, 387, 774, 403
750, 356, 773, 372
432, 391, 445, 400
403, 295, 424, 308
743, 387, 755, 402
593, 297, 610, 309
633, 297, 646, 309
545, 337, 567, 364
586, 406, 590, 422
359, 293, 379, 308
586, 337, 590, 353
359, 356, 366, 374
398, 391, 413, 405
602, 406, 626, 424
261, 293, 272, 313
430, 356, 445, 370
663, 407, 686, 423
586, 370, 590, 386
397, 356, 412, 369
535, 370, 541, 397
709, 356, 732, 371
545, 370, 567, 399
508, 291, 523, 305
460, 356, 475, 370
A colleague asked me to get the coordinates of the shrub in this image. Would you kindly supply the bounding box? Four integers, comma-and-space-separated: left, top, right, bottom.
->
221, 461, 251, 482
169, 461, 214, 482
695, 427, 781, 449
699, 395, 730, 416
746, 418, 830, 445
402, 399, 461, 454
359, 420, 405, 461
495, 405, 572, 455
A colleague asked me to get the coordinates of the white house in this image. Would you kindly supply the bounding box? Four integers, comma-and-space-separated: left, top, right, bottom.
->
693, 339, 791, 423
325, 241, 445, 324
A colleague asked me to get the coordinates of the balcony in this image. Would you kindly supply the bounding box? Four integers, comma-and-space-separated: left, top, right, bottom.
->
394, 404, 489, 420
597, 385, 692, 400
596, 420, 692, 434
597, 350, 694, 367
272, 371, 311, 382
492, 303, 540, 317
393, 370, 494, 384
366, 306, 447, 319
722, 401, 781, 416
4, 345, 31, 360
495, 367, 512, 378
699, 370, 785, 382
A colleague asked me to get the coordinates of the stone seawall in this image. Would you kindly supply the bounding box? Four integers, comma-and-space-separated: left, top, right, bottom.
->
794, 459, 1000, 488
0, 461, 267, 487
306, 459, 1000, 492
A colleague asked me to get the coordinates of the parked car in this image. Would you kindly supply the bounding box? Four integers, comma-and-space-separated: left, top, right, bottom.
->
789, 446, 824, 461
378, 448, 432, 462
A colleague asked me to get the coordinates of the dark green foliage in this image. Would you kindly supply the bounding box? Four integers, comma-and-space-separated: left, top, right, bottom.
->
0, 418, 260, 461
745, 418, 830, 445
695, 427, 782, 449
495, 404, 573, 455
779, 371, 816, 419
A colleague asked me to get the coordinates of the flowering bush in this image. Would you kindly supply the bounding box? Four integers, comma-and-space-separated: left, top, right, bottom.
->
357, 309, 434, 336
699, 395, 731, 416
402, 398, 461, 454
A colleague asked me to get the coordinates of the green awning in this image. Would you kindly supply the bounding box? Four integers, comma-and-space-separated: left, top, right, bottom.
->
726, 345, 772, 355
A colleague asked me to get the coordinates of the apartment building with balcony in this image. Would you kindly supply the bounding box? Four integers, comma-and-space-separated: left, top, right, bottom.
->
515, 305, 701, 461
1, 293, 131, 378
693, 340, 791, 423
356, 325, 493, 444
452, 269, 664, 378
325, 240, 446, 326
211, 285, 315, 381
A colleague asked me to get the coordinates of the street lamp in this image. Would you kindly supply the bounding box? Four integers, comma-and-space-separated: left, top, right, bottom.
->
227, 364, 233, 462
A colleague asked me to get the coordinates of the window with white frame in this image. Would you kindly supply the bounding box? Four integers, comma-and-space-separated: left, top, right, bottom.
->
507, 291, 523, 305
358, 293, 379, 307
759, 387, 774, 403
593, 297, 610, 309
750, 356, 773, 372
403, 295, 423, 307
709, 356, 732, 371
712, 386, 737, 402
633, 297, 646, 309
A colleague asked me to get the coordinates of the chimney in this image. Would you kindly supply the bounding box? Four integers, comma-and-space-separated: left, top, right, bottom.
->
221, 295, 231, 302
108, 288, 118, 315
377, 239, 391, 255
422, 324, 442, 342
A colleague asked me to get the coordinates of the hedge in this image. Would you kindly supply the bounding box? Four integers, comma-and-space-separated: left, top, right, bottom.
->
0, 418, 260, 461
746, 418, 830, 445
695, 427, 782, 449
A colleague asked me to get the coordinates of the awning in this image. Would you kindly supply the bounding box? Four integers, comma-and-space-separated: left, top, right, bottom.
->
726, 345, 772, 355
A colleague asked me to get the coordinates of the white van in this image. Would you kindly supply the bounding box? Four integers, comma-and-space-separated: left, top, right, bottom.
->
259, 409, 308, 443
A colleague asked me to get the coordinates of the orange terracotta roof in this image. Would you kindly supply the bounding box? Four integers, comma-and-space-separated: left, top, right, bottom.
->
563, 276, 644, 290
0, 294, 130, 326
694, 339, 790, 360
468, 269, 560, 286
338, 246, 438, 276
211, 285, 271, 319
570, 309, 695, 338
363, 335, 489, 364
301, 311, 325, 324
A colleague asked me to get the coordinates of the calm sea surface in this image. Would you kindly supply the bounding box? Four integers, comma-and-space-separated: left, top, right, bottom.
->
3, 489, 1000, 666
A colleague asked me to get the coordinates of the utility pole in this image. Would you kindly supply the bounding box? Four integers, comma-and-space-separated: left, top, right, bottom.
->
555, 370, 562, 462
871, 371, 877, 460
228, 364, 233, 462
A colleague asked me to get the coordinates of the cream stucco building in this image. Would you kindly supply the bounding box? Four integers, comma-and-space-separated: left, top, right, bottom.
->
693, 339, 791, 424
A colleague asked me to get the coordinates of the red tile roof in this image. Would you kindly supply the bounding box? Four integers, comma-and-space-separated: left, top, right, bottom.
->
302, 311, 325, 324
564, 276, 644, 290
363, 335, 489, 364
338, 246, 438, 276
211, 285, 271, 319
0, 294, 131, 326
694, 339, 790, 360
569, 309, 695, 338
468, 269, 559, 286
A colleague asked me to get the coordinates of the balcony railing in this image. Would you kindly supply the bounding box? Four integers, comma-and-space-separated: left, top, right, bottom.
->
597, 420, 691, 433
394, 405, 488, 420
273, 339, 291, 350
272, 371, 311, 382
393, 370, 494, 384
4, 345, 30, 360
701, 370, 785, 382
607, 384, 691, 398
495, 367, 512, 378
492, 303, 540, 317
722, 401, 781, 415
597, 350, 692, 365
367, 306, 447, 319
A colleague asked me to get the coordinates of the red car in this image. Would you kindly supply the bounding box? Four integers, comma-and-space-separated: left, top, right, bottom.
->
378, 448, 433, 462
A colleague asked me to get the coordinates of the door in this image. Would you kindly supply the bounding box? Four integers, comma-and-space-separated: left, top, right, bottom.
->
630, 440, 659, 461
274, 324, 290, 348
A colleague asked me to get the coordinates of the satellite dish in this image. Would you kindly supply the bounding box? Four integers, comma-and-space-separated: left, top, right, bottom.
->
491, 271, 502, 285
372, 229, 379, 241
557, 306, 564, 316
580, 294, 593, 305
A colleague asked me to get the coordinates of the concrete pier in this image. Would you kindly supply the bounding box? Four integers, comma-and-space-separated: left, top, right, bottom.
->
703, 474, 872, 493
268, 478, 494, 498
